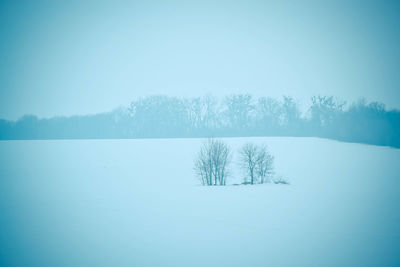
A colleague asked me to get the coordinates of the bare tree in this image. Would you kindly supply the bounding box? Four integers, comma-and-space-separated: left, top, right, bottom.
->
224, 94, 254, 130
240, 143, 274, 184
194, 139, 231, 186
239, 143, 258, 184
255, 145, 274, 184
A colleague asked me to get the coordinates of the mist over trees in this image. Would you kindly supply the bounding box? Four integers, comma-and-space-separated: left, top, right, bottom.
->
0, 94, 399, 148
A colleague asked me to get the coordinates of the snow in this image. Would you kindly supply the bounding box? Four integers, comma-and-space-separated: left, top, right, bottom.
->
0, 137, 399, 266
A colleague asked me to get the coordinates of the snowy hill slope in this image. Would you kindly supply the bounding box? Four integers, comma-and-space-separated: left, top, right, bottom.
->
0, 137, 399, 266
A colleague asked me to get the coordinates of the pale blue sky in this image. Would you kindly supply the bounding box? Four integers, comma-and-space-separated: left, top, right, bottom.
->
1, 0, 399, 120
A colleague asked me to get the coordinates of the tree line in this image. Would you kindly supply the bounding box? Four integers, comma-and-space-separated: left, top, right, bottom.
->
0, 94, 399, 148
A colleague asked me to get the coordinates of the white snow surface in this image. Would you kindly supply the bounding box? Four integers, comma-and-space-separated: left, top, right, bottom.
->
0, 137, 399, 266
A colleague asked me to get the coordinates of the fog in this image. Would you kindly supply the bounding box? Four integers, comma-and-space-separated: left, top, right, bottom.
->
1, 1, 400, 119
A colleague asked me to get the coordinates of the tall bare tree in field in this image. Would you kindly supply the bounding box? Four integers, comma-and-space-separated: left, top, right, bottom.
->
255, 145, 274, 183
240, 143, 274, 184
239, 143, 258, 184
194, 139, 231, 186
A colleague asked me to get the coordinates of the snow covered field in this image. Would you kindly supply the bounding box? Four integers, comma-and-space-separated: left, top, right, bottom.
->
0, 137, 399, 266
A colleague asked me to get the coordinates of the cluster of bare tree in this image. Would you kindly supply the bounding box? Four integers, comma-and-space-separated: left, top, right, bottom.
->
194, 139, 231, 186
194, 139, 275, 186
239, 143, 274, 185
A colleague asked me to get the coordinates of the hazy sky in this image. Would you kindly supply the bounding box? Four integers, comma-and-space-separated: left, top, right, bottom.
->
1, 0, 399, 120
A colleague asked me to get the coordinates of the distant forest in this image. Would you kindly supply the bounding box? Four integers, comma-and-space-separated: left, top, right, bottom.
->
1, 95, 399, 148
